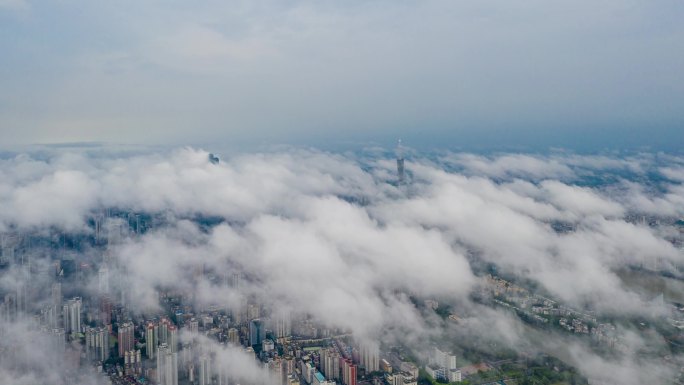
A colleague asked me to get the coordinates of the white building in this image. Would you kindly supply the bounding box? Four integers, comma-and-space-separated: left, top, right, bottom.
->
199, 354, 211, 385
448, 370, 461, 382
157, 343, 178, 385
360, 342, 380, 372
432, 348, 457, 370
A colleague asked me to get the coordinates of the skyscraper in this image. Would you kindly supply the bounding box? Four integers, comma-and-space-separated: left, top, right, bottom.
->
342, 358, 357, 385
199, 354, 211, 385
159, 317, 172, 345
146, 322, 158, 359
168, 325, 178, 353
360, 342, 379, 372
321, 349, 340, 380
98, 266, 109, 295
96, 327, 110, 362
51, 282, 62, 318
232, 272, 241, 290
247, 303, 260, 320
274, 310, 292, 338
63, 297, 82, 334
70, 297, 81, 333
249, 318, 264, 347
396, 139, 405, 184
118, 322, 135, 357
227, 328, 240, 345
157, 343, 179, 385
85, 327, 110, 362
100, 296, 112, 326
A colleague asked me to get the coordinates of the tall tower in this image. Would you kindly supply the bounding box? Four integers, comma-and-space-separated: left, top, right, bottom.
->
63, 297, 82, 335
232, 273, 241, 291
118, 322, 135, 357
69, 297, 81, 333
51, 283, 62, 328
146, 322, 158, 359
249, 319, 264, 347
159, 317, 172, 344
96, 327, 110, 362
275, 310, 292, 338
157, 343, 179, 385
168, 325, 178, 353
199, 354, 211, 385
396, 139, 405, 184
360, 342, 379, 372
227, 327, 239, 345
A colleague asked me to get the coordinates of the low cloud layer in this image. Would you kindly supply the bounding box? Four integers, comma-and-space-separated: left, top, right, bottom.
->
1, 147, 683, 384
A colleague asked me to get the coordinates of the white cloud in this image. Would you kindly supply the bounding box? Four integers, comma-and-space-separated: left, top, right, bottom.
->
1, 148, 683, 383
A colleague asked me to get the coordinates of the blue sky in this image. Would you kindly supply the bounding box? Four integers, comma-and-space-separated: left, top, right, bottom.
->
1, 1, 683, 151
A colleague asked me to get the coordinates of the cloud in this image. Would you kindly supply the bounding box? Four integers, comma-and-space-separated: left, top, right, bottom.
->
0, 147, 683, 384
445, 153, 575, 180
0, 319, 108, 385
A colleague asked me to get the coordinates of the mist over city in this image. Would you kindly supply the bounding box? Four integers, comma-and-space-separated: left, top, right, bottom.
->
1, 1, 684, 385
0, 146, 683, 385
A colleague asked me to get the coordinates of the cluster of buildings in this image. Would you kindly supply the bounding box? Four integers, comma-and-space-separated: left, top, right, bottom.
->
0, 218, 475, 385
424, 348, 461, 383
484, 275, 627, 349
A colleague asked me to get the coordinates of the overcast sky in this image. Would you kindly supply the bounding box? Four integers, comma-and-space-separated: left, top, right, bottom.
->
1, 1, 683, 150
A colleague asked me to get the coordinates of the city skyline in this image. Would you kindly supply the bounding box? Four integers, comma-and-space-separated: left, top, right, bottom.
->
1, 1, 684, 385
0, 147, 683, 384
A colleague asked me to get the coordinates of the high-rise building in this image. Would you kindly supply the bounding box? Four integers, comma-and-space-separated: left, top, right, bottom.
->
85, 327, 96, 359
432, 348, 456, 371
199, 354, 211, 385
188, 363, 195, 384
51, 283, 62, 310
275, 311, 292, 338
159, 317, 172, 345
96, 327, 110, 362
232, 273, 241, 290
146, 322, 158, 359
100, 296, 112, 326
342, 359, 357, 385
249, 319, 264, 347
51, 327, 66, 352
168, 325, 178, 353
320, 349, 327, 372
70, 297, 82, 333
283, 355, 295, 376
118, 322, 135, 357
157, 343, 178, 385
360, 342, 379, 372
63, 297, 82, 334
40, 305, 55, 328
188, 318, 199, 334
86, 327, 110, 362
321, 349, 340, 380
247, 303, 260, 320
227, 328, 240, 345
396, 139, 405, 184
301, 361, 315, 384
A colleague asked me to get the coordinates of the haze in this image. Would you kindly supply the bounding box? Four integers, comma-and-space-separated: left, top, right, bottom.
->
1, 1, 683, 150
